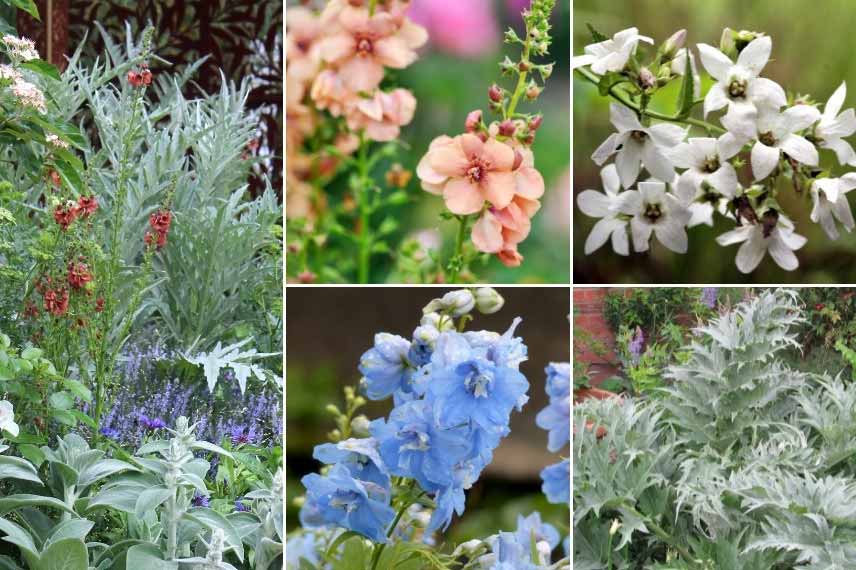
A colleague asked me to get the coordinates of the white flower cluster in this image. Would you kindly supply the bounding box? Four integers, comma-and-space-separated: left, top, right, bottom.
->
45, 133, 69, 150
574, 27, 856, 273
1, 36, 47, 114
2, 35, 39, 62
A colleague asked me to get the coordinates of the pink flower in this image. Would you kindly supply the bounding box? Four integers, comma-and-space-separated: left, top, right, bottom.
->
310, 70, 354, 117
318, 5, 427, 92
347, 88, 417, 141
286, 7, 325, 84
408, 0, 499, 57
417, 134, 517, 214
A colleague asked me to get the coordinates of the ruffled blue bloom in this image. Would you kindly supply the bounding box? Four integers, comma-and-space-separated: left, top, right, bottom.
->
536, 394, 570, 452
408, 324, 439, 367
371, 400, 471, 492
544, 362, 570, 400
359, 333, 414, 400
488, 531, 540, 570
300, 463, 395, 543
541, 459, 570, 505
313, 438, 390, 489
427, 338, 529, 431
514, 512, 560, 552
286, 531, 321, 569
427, 484, 466, 534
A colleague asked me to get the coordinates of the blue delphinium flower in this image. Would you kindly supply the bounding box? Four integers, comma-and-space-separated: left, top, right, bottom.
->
359, 333, 415, 400
536, 363, 571, 452
514, 512, 560, 554
427, 334, 529, 431
544, 362, 570, 400
488, 531, 540, 570
286, 532, 321, 569
541, 459, 570, 505
313, 437, 390, 489
370, 400, 471, 493
300, 463, 395, 543
628, 326, 645, 364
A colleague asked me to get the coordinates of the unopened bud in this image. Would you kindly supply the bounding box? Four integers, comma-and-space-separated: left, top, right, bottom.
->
512, 149, 524, 170
609, 519, 621, 536
498, 120, 516, 137
662, 29, 686, 58
298, 270, 316, 284
474, 287, 505, 314
518, 60, 530, 72
529, 115, 543, 131
525, 84, 542, 100
351, 414, 370, 436
423, 289, 475, 317
719, 27, 736, 58
452, 539, 484, 557
325, 404, 341, 416
465, 109, 483, 133
638, 67, 656, 90
488, 84, 502, 103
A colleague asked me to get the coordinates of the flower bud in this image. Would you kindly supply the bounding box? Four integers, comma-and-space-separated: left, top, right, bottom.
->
351, 414, 370, 436
638, 67, 656, 90
465, 109, 483, 133
325, 404, 340, 416
452, 539, 484, 557
423, 289, 475, 317
609, 519, 622, 536
662, 29, 686, 58
528, 115, 543, 131
488, 84, 502, 103
535, 540, 552, 565
422, 311, 455, 332
525, 83, 541, 100
298, 270, 316, 284
474, 287, 505, 314
498, 120, 516, 137
719, 27, 736, 58
512, 149, 524, 170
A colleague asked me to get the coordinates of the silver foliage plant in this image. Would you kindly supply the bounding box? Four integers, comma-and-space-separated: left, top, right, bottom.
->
57, 23, 281, 352
574, 289, 856, 569
0, 417, 282, 569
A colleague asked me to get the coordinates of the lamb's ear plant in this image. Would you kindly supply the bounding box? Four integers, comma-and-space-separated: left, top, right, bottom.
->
574, 289, 856, 568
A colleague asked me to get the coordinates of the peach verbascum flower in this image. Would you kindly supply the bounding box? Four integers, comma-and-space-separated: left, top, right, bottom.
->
346, 88, 416, 142
417, 133, 545, 267
317, 4, 427, 92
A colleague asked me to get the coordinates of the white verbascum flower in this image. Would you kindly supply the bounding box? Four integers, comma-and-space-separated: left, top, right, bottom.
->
592, 103, 688, 188
618, 180, 691, 253
815, 81, 856, 166
576, 164, 629, 255
697, 36, 786, 139
748, 105, 820, 181
0, 400, 19, 438
716, 213, 807, 272
810, 174, 856, 240
571, 27, 654, 75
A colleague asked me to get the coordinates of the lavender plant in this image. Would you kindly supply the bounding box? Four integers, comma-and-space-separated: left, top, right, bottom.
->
575, 26, 856, 274
287, 288, 569, 570
574, 289, 856, 568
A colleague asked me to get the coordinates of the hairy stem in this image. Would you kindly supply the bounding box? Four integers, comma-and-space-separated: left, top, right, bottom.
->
356, 134, 372, 284
447, 214, 469, 283
575, 67, 725, 135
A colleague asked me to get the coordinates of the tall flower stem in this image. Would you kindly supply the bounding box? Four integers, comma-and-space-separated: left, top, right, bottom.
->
356, 133, 372, 284
447, 214, 470, 283
369, 483, 421, 570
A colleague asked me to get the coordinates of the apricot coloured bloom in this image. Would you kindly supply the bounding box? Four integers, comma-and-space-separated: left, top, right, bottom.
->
346, 88, 417, 142
417, 134, 521, 214
318, 5, 427, 92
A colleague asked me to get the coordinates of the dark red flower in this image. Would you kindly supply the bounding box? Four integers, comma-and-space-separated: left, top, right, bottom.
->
77, 195, 98, 217
23, 301, 40, 319
149, 210, 172, 233
141, 68, 153, 86
144, 231, 167, 250
127, 70, 143, 87
43, 288, 69, 316
95, 297, 105, 312
53, 203, 80, 231
67, 262, 93, 290
815, 303, 825, 311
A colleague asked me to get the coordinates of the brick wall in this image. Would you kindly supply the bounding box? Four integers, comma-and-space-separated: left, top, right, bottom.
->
573, 288, 620, 385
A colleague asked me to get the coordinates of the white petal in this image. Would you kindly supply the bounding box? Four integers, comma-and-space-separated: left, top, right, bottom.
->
820, 108, 856, 138
736, 36, 772, 77
768, 233, 800, 271
668, 142, 699, 169
781, 105, 821, 133
833, 194, 855, 232
814, 177, 841, 203
722, 102, 758, 139
610, 103, 643, 133
823, 81, 847, 123
717, 132, 745, 160
779, 134, 818, 166
696, 43, 733, 81
571, 54, 597, 70
641, 143, 676, 182
735, 231, 767, 273
611, 223, 630, 255
653, 220, 688, 253
751, 141, 781, 180
687, 202, 715, 227
617, 189, 642, 215
648, 123, 688, 148
748, 78, 786, 110
592, 133, 621, 165
630, 218, 653, 252
676, 170, 702, 199
616, 141, 642, 188
821, 138, 856, 167
638, 180, 667, 203
600, 164, 622, 195
585, 218, 622, 254
577, 190, 611, 217
707, 163, 739, 198
716, 225, 753, 246
703, 83, 729, 117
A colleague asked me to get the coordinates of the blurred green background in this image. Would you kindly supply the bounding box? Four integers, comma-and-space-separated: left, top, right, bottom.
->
285, 287, 570, 544
573, 0, 856, 283
378, 0, 570, 283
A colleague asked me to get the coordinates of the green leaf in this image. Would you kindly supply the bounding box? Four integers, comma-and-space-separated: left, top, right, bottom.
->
77, 459, 137, 488
184, 507, 245, 562
125, 544, 178, 570
21, 59, 59, 81
597, 72, 626, 97
37, 538, 88, 570
0, 455, 42, 484
191, 440, 233, 459
586, 23, 608, 43
0, 494, 77, 516
45, 519, 94, 545
20, 347, 42, 360
0, 554, 24, 570
676, 44, 695, 119
325, 530, 361, 559
134, 486, 172, 518
48, 392, 74, 411
377, 217, 399, 236
0, 518, 38, 560
62, 379, 91, 402
87, 484, 141, 513
5, 0, 39, 20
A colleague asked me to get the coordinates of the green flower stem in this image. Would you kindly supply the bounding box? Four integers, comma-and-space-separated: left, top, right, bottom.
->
506, 33, 532, 119
575, 67, 726, 135
447, 214, 469, 283
369, 483, 421, 570
356, 134, 372, 284
621, 504, 699, 568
